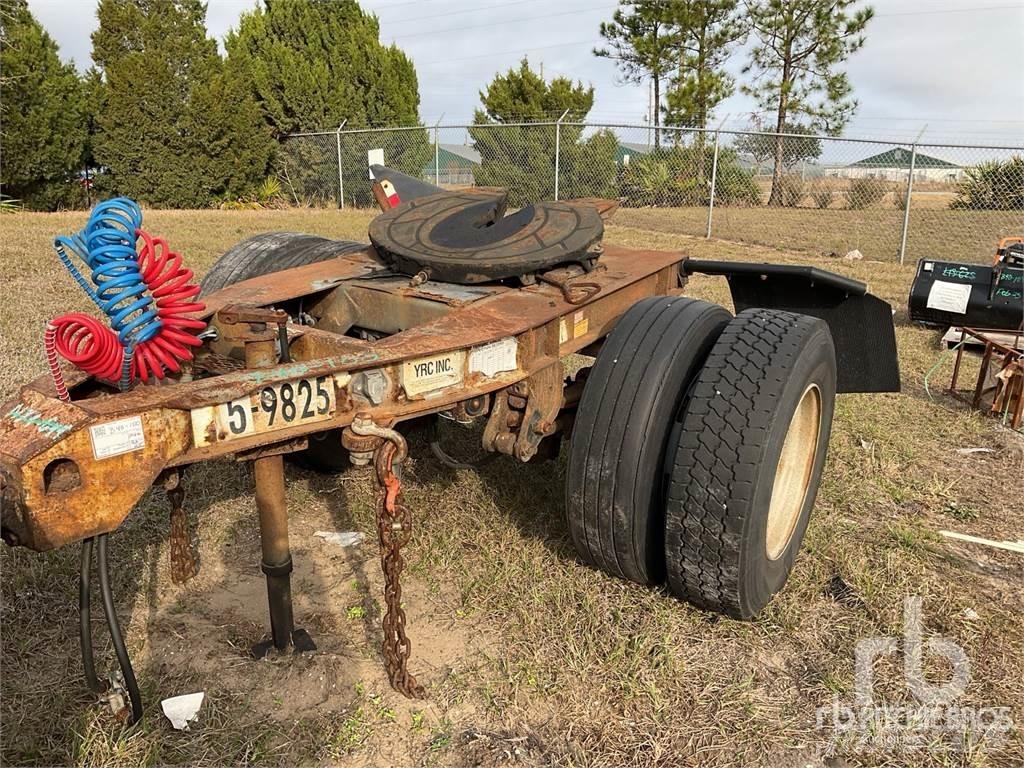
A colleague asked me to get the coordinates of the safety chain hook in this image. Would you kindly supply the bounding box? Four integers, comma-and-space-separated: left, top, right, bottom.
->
374, 441, 426, 699
353, 415, 426, 699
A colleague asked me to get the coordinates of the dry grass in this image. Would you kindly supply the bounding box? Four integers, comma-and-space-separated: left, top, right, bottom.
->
615, 206, 1020, 265
1, 210, 1022, 767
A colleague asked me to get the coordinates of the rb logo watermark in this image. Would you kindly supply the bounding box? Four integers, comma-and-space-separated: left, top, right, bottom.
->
817, 597, 1014, 755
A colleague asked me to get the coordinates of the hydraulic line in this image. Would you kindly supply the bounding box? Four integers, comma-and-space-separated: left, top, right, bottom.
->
78, 533, 143, 723
79, 537, 102, 695
429, 417, 497, 470
97, 534, 142, 724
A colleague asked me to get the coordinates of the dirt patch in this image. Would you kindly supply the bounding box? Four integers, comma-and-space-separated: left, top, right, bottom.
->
138, 472, 481, 726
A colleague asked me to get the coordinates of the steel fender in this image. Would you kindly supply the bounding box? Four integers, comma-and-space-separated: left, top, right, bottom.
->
682, 259, 900, 394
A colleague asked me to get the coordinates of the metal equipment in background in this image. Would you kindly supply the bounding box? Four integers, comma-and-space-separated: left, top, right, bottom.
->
908, 237, 1024, 331
946, 327, 1024, 430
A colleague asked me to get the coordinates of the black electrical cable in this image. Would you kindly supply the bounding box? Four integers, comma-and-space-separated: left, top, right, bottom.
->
79, 537, 103, 694
97, 533, 143, 724
429, 416, 498, 470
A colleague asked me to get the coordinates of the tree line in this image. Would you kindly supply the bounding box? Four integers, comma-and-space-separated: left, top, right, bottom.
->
0, 0, 419, 209
1, 0, 874, 210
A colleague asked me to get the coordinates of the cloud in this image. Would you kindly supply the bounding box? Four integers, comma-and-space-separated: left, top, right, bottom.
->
27, 0, 1024, 143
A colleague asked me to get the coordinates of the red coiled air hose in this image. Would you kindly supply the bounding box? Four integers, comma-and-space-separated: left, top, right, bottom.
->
49, 225, 205, 388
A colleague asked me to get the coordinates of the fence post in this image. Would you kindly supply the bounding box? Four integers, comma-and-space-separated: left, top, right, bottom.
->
901, 143, 925, 264
433, 115, 443, 186
706, 129, 721, 239
433, 126, 440, 186
897, 128, 929, 266
335, 120, 347, 210
554, 109, 569, 201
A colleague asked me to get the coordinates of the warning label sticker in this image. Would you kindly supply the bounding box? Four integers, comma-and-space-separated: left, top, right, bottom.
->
469, 338, 518, 377
89, 416, 146, 460
573, 310, 589, 338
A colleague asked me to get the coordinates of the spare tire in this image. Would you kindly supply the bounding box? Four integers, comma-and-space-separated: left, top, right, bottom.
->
200, 232, 369, 296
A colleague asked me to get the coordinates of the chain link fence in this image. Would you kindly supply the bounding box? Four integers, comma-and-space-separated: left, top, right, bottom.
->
280, 122, 1023, 264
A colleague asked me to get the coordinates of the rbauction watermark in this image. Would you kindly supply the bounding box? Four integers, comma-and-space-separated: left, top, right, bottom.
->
817, 597, 1014, 755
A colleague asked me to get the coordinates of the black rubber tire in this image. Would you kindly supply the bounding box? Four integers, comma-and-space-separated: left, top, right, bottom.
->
566, 297, 732, 585
200, 232, 367, 472
664, 308, 837, 620
200, 232, 368, 296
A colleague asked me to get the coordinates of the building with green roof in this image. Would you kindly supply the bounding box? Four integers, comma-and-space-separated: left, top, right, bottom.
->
839, 147, 962, 182
422, 145, 480, 187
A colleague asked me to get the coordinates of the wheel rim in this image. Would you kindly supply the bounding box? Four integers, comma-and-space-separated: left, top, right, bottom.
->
765, 384, 822, 561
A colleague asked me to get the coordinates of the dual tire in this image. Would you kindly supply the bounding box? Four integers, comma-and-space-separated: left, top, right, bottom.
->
566, 297, 836, 619
205, 235, 836, 618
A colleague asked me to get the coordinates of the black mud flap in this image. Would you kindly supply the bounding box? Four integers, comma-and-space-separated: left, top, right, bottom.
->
683, 259, 900, 394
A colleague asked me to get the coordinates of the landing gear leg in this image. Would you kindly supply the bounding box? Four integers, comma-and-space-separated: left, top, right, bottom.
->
250, 453, 316, 658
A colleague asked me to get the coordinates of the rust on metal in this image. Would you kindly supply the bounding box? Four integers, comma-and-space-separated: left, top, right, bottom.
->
1, 210, 689, 669
0, 183, 902, 721
948, 327, 1024, 429
0, 245, 678, 550
165, 475, 197, 584
562, 197, 619, 222
353, 417, 425, 699
234, 436, 309, 462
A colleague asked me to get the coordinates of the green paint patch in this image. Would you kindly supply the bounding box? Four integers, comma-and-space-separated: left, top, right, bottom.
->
6, 404, 72, 438
246, 353, 382, 383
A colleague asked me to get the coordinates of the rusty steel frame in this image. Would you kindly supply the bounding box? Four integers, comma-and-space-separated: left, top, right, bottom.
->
948, 327, 1024, 430
0, 193, 907, 717
0, 242, 682, 553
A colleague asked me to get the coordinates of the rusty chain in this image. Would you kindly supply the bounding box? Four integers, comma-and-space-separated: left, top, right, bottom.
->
166, 485, 197, 584
373, 439, 426, 699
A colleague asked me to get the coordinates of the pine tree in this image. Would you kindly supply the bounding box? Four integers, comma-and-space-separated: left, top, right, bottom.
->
662, 0, 746, 131
742, 0, 873, 205
91, 0, 274, 208
226, 0, 420, 134
733, 121, 822, 173
471, 59, 617, 205
0, 0, 87, 210
594, 1, 678, 148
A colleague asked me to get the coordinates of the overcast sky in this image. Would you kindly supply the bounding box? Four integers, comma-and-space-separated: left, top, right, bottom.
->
28, 0, 1024, 145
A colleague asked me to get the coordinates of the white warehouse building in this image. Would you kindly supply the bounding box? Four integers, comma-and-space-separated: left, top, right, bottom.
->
835, 147, 963, 182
